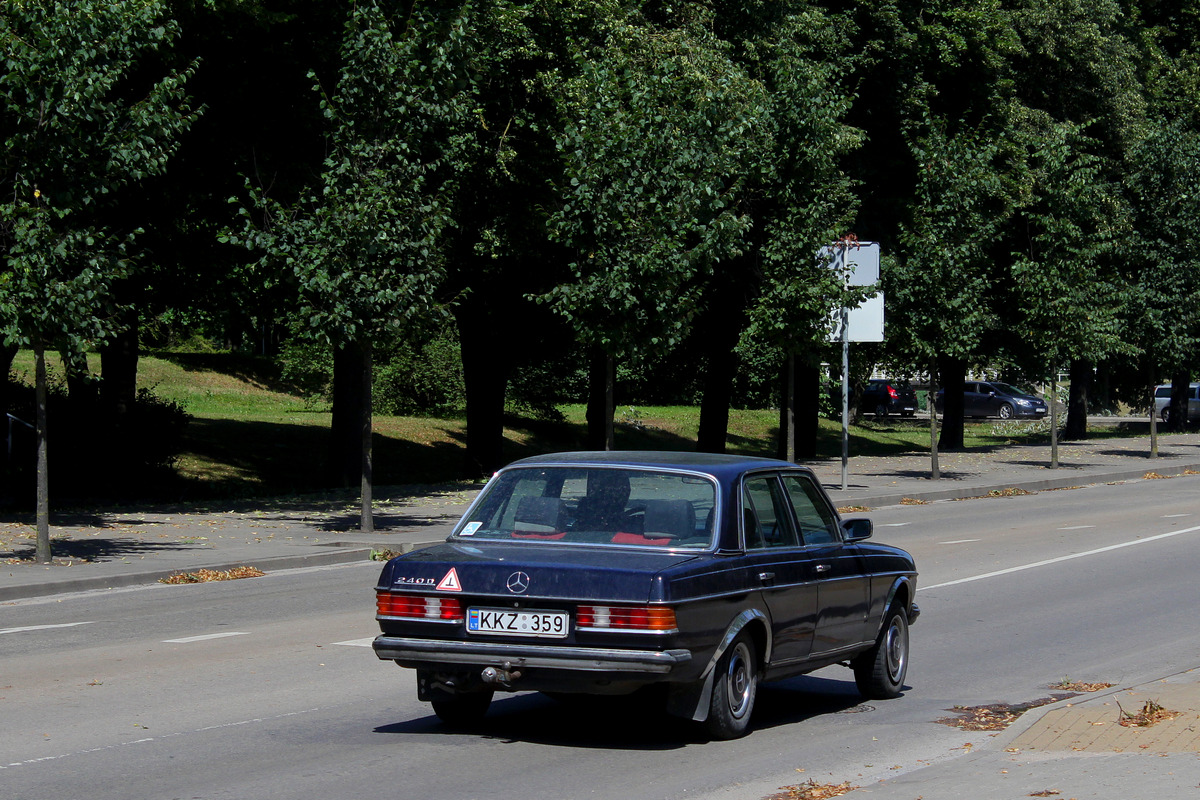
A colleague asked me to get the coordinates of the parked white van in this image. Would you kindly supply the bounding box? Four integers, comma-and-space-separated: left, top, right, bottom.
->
1153, 383, 1200, 424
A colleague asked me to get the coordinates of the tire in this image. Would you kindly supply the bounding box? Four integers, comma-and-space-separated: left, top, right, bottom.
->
997, 402, 1014, 420
1162, 407, 1172, 425
874, 403, 888, 420
430, 689, 494, 726
854, 606, 909, 699
704, 632, 758, 740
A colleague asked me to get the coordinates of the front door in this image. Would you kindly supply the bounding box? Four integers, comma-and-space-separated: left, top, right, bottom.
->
740, 475, 817, 666
780, 473, 871, 660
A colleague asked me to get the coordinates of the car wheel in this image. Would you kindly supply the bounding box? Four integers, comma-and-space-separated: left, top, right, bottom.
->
430, 690, 494, 726
853, 605, 909, 699
1162, 407, 1172, 425
997, 402, 1014, 420
704, 632, 758, 740
874, 403, 888, 420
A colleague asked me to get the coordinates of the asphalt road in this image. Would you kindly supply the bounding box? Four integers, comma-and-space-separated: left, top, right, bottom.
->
3, 475, 1199, 800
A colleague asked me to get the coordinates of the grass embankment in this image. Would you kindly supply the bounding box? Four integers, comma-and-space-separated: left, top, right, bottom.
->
9, 350, 1145, 501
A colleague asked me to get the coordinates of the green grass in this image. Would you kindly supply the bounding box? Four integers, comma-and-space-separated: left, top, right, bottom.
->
7, 350, 1154, 501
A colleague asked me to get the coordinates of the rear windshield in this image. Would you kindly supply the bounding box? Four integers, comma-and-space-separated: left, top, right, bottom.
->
453, 466, 718, 549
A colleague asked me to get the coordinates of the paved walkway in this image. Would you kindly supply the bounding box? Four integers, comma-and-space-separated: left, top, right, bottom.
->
4, 430, 1200, 799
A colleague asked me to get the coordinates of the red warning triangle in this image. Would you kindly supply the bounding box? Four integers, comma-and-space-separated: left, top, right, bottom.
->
436, 568, 462, 592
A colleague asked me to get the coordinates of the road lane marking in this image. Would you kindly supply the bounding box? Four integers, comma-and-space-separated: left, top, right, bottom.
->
922, 523, 1200, 591
1163, 514, 1191, 518
0, 708, 323, 771
333, 637, 375, 647
879, 523, 911, 527
0, 622, 95, 636
163, 632, 249, 643
1058, 525, 1096, 530
940, 539, 980, 545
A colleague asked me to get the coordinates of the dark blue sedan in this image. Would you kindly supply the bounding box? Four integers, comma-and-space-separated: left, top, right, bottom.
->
373, 451, 919, 739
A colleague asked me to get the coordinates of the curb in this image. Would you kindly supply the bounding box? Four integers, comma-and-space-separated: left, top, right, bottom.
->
828, 462, 1200, 509
0, 546, 376, 603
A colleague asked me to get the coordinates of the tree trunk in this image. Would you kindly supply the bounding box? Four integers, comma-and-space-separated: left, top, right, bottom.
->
360, 346, 374, 532
1170, 371, 1191, 432
585, 349, 615, 451
796, 359, 820, 460
777, 354, 795, 462
329, 341, 368, 488
35, 344, 51, 564
697, 344, 738, 454
0, 342, 16, 417
100, 312, 139, 418
936, 355, 966, 451
1064, 360, 1091, 440
61, 341, 97, 407
456, 306, 509, 475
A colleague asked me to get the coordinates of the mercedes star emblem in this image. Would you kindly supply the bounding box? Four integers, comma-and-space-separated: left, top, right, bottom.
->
506, 571, 530, 594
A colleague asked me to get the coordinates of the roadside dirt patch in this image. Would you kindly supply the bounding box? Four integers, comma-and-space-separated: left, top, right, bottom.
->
938, 695, 1074, 732
765, 780, 858, 800
159, 566, 265, 584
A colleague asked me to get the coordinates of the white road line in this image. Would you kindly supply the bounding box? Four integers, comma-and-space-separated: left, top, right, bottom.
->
1163, 514, 1192, 518
0, 708, 323, 771
163, 632, 249, 644
333, 637, 375, 647
0, 622, 95, 636
940, 539, 981, 545
1058, 525, 1096, 530
878, 523, 911, 527
922, 524, 1200, 591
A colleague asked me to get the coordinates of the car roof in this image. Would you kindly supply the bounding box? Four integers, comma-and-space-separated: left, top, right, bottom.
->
505, 450, 810, 480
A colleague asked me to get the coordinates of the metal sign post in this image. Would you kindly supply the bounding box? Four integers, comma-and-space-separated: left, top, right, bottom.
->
823, 237, 883, 491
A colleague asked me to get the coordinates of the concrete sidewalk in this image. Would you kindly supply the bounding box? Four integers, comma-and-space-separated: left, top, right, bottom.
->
3, 432, 1200, 799
843, 667, 1200, 799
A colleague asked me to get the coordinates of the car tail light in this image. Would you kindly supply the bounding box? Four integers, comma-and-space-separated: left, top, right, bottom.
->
888, 385, 899, 398
577, 605, 678, 634
376, 591, 464, 622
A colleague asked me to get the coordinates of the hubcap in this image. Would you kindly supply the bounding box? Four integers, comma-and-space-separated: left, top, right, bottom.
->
726, 642, 754, 719
885, 619, 907, 682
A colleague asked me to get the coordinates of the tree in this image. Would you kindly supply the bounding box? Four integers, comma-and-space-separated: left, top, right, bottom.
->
730, 4, 862, 458
545, 7, 767, 448
227, 1, 463, 529
0, 0, 199, 561
1124, 115, 1200, 430
1006, 118, 1128, 451
1008, 0, 1145, 438
892, 117, 1012, 450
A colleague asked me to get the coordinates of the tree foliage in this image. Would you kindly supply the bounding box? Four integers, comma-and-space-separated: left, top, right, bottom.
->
0, 0, 199, 351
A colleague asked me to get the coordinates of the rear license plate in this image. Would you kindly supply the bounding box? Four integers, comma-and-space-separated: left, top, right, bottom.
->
467, 608, 569, 638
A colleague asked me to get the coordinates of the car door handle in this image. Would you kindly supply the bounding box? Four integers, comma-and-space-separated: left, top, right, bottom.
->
815, 564, 832, 573
758, 571, 775, 583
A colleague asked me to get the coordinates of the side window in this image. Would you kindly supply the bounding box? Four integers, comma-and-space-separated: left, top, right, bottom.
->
742, 476, 799, 549
781, 474, 840, 545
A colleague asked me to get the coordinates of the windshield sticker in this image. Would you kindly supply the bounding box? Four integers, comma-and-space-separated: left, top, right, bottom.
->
461, 521, 483, 536
436, 568, 463, 592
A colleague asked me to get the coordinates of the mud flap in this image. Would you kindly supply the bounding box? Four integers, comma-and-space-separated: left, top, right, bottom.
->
666, 670, 715, 722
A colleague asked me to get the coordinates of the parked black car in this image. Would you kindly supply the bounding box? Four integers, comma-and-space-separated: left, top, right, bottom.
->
934, 381, 1048, 419
859, 379, 919, 419
373, 451, 919, 739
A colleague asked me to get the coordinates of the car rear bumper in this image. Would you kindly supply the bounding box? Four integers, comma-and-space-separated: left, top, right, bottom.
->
373, 635, 693, 674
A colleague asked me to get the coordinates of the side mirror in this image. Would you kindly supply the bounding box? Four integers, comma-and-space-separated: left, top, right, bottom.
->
842, 517, 872, 542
